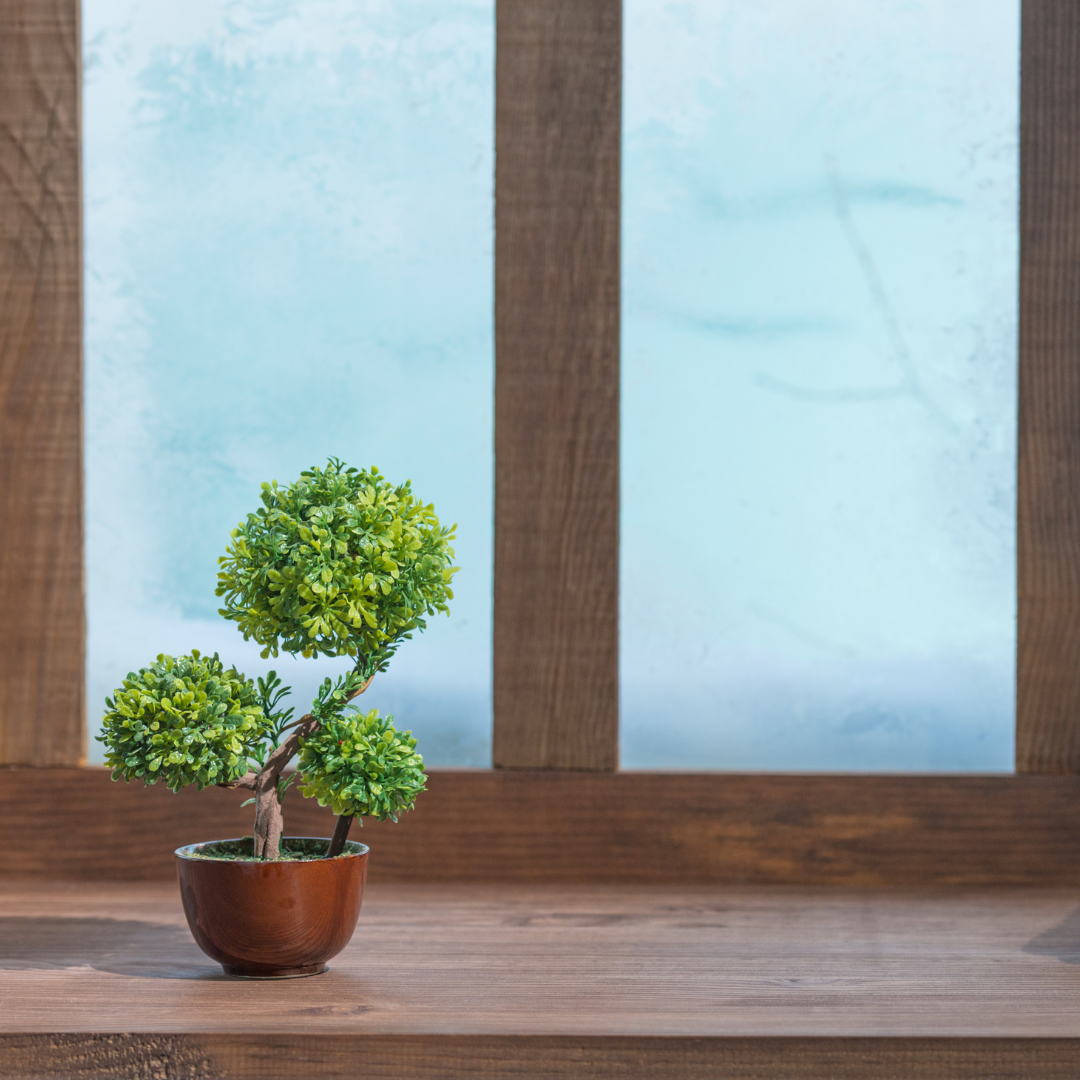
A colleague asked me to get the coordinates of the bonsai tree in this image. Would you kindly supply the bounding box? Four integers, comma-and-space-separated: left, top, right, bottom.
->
98, 459, 458, 859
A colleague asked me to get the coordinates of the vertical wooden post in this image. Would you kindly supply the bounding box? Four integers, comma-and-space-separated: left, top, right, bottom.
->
1017, 0, 1080, 771
493, 0, 621, 769
0, 1, 84, 764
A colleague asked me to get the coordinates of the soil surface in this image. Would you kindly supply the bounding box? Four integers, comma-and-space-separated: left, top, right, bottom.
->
181, 837, 363, 862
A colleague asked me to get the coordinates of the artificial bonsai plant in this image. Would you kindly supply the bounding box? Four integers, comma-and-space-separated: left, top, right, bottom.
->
98, 459, 458, 860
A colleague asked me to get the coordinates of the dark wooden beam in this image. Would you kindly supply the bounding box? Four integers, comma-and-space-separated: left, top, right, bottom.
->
493, 0, 621, 769
6, 767, 1080, 885
0, 1, 84, 765
2, 1035, 1079, 1080
1018, 1, 1080, 769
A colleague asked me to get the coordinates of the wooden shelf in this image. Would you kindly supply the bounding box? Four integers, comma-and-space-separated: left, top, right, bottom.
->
3, 879, 1080, 1077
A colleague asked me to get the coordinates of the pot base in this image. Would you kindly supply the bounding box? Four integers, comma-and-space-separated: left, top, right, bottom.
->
223, 962, 328, 979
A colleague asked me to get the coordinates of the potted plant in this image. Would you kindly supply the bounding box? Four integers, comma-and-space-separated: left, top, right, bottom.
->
98, 459, 458, 978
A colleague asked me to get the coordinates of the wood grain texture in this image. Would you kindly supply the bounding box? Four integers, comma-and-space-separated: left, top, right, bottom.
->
5, 1036, 1080, 1080
1018, 1, 1080, 770
0, 1, 84, 766
6, 767, 1080, 885
493, 0, 621, 770
2, 881, 1080, 1052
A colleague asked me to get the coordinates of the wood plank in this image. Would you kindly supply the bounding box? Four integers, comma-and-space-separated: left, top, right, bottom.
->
1018, 1, 1080, 770
0, 1, 84, 766
493, 0, 621, 770
12, 1034, 1080, 1080
6, 767, 1080, 885
1, 879, 1080, 1073
5, 1034, 1080, 1080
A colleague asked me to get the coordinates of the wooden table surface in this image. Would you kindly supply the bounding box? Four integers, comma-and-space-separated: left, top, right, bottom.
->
2, 879, 1080, 1038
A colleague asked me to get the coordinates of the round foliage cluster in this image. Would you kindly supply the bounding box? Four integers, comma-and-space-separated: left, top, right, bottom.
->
98, 652, 266, 791
216, 460, 458, 673
297, 707, 426, 820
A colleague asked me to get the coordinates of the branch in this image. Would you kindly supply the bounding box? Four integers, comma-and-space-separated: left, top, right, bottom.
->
276, 673, 373, 733
326, 814, 354, 857
260, 714, 319, 781
346, 673, 375, 701
250, 668, 373, 859
254, 673, 373, 804
217, 772, 258, 790
223, 674, 373, 787
276, 716, 308, 735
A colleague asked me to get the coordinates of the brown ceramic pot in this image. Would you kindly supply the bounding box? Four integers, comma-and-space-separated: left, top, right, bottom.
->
175, 837, 368, 978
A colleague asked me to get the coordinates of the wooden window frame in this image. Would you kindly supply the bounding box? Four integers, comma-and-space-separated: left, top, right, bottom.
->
2, 0, 1079, 883
0, 0, 83, 766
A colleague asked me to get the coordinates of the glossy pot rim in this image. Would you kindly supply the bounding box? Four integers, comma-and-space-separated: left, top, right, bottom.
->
174, 836, 370, 861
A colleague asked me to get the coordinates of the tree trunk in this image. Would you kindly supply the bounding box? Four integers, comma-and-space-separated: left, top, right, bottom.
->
251, 722, 313, 860
250, 672, 374, 859
325, 814, 353, 857
252, 776, 285, 859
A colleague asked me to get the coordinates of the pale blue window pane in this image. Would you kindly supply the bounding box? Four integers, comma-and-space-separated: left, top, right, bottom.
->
622, 1, 1018, 770
84, 0, 494, 764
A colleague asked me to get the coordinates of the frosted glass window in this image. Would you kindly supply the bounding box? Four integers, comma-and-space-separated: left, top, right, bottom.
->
622, 1, 1018, 769
84, 0, 494, 764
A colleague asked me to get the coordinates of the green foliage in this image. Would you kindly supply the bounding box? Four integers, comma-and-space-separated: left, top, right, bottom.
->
100, 459, 449, 853
97, 651, 267, 792
216, 459, 457, 676
309, 668, 372, 724
248, 670, 296, 765
297, 698, 426, 821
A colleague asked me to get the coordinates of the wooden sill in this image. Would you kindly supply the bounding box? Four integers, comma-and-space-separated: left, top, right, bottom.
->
2, 879, 1080, 1078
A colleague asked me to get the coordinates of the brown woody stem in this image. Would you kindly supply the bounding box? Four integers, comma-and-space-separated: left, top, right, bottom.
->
217, 772, 257, 790
250, 671, 373, 860
326, 814, 354, 858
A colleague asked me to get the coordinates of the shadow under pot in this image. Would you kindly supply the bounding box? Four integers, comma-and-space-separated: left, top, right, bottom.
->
175, 837, 369, 978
